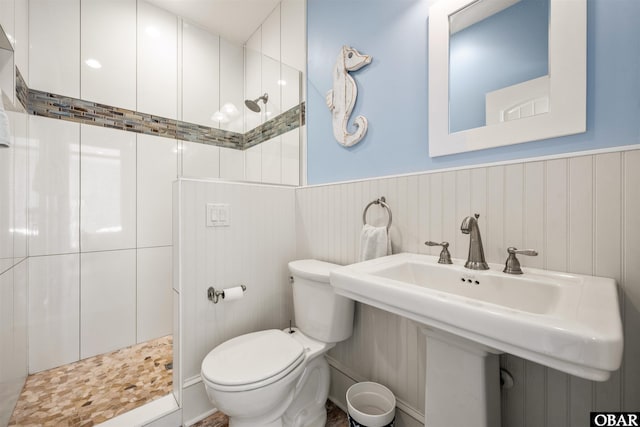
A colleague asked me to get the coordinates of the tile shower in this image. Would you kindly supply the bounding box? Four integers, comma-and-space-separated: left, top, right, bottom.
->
0, 0, 305, 425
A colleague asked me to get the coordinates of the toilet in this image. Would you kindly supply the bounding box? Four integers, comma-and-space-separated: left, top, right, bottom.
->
201, 259, 355, 427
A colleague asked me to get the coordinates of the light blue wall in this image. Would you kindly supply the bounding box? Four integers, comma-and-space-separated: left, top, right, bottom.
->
449, 0, 548, 132
307, 0, 640, 185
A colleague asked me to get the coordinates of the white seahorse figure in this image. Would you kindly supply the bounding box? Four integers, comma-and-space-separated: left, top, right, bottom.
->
326, 45, 372, 147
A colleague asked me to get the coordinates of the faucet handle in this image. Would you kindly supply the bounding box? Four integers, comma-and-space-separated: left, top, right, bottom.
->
425, 241, 453, 264
503, 247, 538, 274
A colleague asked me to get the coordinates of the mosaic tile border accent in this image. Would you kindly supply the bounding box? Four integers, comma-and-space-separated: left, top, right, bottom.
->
245, 103, 305, 148
15, 68, 28, 110
16, 67, 303, 150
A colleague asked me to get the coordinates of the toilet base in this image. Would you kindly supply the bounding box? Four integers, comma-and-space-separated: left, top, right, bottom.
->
282, 355, 330, 427
287, 409, 326, 427
229, 418, 283, 427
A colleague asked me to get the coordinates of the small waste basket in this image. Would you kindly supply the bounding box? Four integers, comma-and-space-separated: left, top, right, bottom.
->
346, 382, 396, 427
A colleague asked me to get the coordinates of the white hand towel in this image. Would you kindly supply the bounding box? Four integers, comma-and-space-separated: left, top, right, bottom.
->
359, 224, 392, 261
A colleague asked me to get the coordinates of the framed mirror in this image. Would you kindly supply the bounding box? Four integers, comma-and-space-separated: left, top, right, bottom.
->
428, 0, 586, 157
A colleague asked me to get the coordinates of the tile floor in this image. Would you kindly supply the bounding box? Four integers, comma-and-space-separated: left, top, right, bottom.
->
192, 399, 349, 427
9, 335, 173, 426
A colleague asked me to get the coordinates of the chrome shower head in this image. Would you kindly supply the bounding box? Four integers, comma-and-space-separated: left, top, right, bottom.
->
244, 93, 269, 112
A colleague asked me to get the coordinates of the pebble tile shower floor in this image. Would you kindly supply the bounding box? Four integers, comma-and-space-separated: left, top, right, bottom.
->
8, 336, 173, 426
8, 334, 349, 426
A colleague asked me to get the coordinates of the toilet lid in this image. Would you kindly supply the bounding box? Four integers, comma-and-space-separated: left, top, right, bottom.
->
288, 259, 340, 283
202, 329, 305, 388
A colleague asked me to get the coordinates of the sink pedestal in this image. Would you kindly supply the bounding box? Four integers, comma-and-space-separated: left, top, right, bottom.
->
422, 328, 501, 427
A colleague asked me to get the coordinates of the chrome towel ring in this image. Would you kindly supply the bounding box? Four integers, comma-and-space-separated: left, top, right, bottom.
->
362, 196, 392, 231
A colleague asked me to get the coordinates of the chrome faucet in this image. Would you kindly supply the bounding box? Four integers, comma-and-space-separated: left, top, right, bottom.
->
460, 214, 489, 270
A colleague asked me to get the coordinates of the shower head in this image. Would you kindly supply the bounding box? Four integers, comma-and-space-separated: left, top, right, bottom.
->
245, 93, 269, 112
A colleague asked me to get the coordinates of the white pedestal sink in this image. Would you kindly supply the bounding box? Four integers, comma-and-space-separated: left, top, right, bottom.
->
330, 253, 623, 427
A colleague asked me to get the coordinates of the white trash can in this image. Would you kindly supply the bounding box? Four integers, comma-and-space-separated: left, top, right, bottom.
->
346, 382, 396, 427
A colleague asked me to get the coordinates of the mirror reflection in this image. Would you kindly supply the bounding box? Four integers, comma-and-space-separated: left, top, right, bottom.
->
448, 0, 549, 133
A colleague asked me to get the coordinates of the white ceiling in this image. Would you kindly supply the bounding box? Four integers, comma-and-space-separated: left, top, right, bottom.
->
146, 0, 281, 45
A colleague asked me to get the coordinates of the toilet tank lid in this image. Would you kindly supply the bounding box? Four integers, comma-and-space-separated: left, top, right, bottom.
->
288, 259, 342, 283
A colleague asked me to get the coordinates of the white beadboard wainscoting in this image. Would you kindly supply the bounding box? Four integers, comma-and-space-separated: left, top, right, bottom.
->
295, 148, 640, 427
173, 179, 297, 424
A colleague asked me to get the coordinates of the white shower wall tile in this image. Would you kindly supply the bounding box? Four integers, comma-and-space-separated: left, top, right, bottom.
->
172, 289, 181, 404
280, 0, 305, 73
137, 0, 178, 119
261, 136, 281, 184
0, 268, 14, 382
137, 134, 177, 248
281, 63, 301, 113
245, 26, 261, 54
12, 261, 28, 379
281, 128, 299, 186
181, 141, 220, 180
0, 268, 16, 427
244, 47, 263, 131
219, 38, 245, 133
80, 125, 136, 252
80, 249, 136, 359
28, 116, 80, 257
263, 56, 282, 118
261, 4, 280, 62
0, 113, 13, 273
295, 149, 640, 425
12, 111, 28, 263
80, 0, 136, 110
28, 254, 80, 373
0, 262, 27, 426
14, 0, 28, 82
29, 0, 80, 97
0, 0, 14, 51
219, 147, 245, 181
0, 0, 14, 103
244, 144, 262, 183
137, 246, 173, 343
182, 22, 220, 128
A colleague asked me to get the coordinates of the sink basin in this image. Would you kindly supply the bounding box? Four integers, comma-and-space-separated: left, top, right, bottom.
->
331, 252, 623, 381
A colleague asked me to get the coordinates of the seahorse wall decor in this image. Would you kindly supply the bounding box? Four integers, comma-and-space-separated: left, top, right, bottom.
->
326, 45, 372, 147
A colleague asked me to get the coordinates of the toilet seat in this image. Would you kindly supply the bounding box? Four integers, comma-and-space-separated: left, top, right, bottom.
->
202, 329, 305, 392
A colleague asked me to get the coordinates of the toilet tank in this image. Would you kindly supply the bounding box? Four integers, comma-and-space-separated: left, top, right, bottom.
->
288, 260, 354, 343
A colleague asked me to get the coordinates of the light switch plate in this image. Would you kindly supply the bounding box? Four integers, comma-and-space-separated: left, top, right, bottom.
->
206, 203, 231, 227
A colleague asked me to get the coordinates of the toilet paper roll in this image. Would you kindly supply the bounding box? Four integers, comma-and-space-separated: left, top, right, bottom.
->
223, 286, 244, 301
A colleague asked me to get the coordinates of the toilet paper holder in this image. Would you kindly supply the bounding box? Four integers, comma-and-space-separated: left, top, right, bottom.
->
207, 285, 247, 304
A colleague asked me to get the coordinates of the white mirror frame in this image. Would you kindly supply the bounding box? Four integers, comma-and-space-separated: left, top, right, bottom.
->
428, 0, 586, 157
